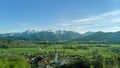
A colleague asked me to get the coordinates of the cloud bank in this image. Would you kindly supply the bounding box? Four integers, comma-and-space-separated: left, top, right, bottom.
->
58, 10, 120, 33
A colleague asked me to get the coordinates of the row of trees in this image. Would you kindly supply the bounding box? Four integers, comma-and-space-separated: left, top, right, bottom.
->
0, 39, 11, 48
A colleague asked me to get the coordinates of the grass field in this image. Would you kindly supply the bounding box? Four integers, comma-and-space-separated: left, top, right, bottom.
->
1, 44, 119, 58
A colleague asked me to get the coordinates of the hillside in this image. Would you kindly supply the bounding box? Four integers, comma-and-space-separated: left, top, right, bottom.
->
0, 30, 81, 42
74, 31, 120, 43
1, 30, 120, 43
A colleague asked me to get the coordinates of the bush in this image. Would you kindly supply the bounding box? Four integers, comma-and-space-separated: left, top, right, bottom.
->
0, 55, 30, 68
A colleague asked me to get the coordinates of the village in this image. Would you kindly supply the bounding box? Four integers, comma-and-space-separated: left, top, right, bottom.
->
22, 49, 80, 68
14, 44, 119, 68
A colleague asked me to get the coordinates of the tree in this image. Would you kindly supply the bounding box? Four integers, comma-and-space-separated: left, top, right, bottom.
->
0, 39, 11, 48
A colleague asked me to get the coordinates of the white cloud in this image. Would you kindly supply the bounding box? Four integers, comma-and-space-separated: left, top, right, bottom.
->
71, 17, 96, 23
58, 10, 120, 33
101, 27, 120, 32
111, 18, 120, 23
17, 23, 41, 31
59, 10, 120, 25
100, 10, 120, 17
17, 23, 28, 27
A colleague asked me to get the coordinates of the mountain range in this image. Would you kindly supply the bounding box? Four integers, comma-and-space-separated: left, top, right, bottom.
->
73, 31, 120, 43
0, 30, 120, 43
0, 30, 81, 42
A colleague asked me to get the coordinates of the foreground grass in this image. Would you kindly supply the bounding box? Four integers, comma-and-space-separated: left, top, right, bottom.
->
0, 55, 30, 68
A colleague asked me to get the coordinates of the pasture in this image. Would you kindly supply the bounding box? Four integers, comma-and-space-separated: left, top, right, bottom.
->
1, 43, 120, 58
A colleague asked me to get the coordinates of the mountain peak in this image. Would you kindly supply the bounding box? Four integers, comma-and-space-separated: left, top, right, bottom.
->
83, 31, 95, 36
25, 29, 39, 33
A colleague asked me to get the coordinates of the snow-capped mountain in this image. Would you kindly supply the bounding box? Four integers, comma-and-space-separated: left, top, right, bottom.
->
0, 30, 81, 42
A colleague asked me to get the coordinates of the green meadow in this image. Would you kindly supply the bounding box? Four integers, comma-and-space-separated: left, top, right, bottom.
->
1, 43, 119, 58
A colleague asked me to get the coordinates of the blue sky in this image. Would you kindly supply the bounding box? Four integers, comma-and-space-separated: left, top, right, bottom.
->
0, 0, 120, 33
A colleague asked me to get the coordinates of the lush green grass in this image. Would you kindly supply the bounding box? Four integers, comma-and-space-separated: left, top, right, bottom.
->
0, 44, 120, 58
0, 48, 40, 55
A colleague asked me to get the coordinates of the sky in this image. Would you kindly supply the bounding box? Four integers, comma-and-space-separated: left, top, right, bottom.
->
0, 0, 120, 33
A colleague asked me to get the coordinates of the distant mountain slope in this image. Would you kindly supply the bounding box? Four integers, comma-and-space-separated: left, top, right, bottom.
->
0, 30, 82, 42
74, 31, 120, 43
83, 31, 95, 36
1, 30, 120, 43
